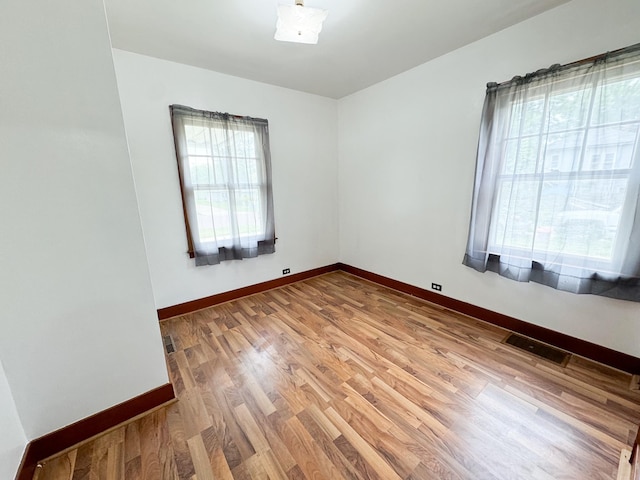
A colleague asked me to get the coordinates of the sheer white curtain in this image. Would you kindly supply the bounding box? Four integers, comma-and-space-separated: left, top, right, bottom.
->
170, 105, 276, 266
463, 45, 640, 301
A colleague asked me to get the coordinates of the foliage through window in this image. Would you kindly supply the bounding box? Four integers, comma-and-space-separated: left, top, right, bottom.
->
170, 105, 275, 266
463, 44, 640, 301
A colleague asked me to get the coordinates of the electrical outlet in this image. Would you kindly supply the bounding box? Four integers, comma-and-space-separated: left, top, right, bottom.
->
283, 268, 291, 275
431, 283, 442, 292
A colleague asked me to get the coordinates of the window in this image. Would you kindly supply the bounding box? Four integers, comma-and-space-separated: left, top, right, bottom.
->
170, 105, 276, 266
463, 44, 640, 301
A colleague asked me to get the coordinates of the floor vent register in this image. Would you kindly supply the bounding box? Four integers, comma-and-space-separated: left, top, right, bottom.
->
503, 333, 570, 366
163, 335, 176, 355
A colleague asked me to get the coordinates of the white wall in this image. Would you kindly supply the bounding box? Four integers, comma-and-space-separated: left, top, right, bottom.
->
0, 359, 26, 479
112, 51, 339, 309
338, 0, 640, 357
0, 0, 169, 443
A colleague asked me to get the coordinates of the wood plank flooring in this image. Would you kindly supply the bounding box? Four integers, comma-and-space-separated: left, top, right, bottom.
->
33, 272, 640, 479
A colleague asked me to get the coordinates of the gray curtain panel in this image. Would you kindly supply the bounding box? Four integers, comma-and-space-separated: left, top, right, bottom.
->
463, 44, 640, 301
170, 105, 276, 266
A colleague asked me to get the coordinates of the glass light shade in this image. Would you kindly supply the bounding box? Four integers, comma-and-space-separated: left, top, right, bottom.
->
275, 4, 328, 44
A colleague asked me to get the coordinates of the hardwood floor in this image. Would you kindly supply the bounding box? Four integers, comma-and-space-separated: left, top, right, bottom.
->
34, 272, 640, 479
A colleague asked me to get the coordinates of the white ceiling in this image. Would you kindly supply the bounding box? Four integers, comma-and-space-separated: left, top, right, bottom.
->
104, 0, 570, 99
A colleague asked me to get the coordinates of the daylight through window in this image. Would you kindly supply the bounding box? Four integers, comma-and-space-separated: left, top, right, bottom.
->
170, 105, 276, 266
463, 44, 640, 301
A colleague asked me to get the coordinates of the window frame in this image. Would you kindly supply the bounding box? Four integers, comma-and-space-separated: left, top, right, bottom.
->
169, 105, 275, 261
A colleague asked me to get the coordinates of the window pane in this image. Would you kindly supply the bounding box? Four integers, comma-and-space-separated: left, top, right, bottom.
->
212, 157, 228, 183
231, 130, 256, 158
188, 156, 231, 186
503, 137, 541, 174
194, 190, 232, 242
543, 132, 584, 172
544, 178, 627, 259
185, 125, 212, 155
547, 88, 591, 132
603, 153, 615, 169
189, 157, 212, 185
592, 77, 640, 126
585, 125, 638, 170
493, 180, 538, 250
494, 176, 627, 260
234, 158, 259, 184
235, 189, 264, 237
509, 97, 545, 136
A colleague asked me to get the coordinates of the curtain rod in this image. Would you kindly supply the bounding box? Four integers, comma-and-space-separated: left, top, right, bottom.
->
170, 104, 268, 124
489, 41, 640, 90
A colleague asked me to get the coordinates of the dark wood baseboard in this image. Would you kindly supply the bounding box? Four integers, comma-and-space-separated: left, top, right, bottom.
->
15, 264, 637, 478
157, 263, 341, 320
156, 261, 640, 372
15, 383, 175, 480
337, 263, 640, 374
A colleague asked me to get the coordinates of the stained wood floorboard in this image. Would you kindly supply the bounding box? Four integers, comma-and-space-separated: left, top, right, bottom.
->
34, 272, 640, 479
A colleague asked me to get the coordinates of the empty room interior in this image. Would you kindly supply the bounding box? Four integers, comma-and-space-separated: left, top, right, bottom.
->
3, 0, 640, 478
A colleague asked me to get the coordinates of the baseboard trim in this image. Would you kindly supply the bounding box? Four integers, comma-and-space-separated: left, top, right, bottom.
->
15, 383, 175, 480
15, 443, 37, 480
15, 263, 637, 479
157, 263, 341, 320
156, 261, 640, 372
337, 263, 640, 374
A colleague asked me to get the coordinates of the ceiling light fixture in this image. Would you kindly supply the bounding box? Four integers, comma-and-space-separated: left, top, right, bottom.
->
274, 0, 328, 45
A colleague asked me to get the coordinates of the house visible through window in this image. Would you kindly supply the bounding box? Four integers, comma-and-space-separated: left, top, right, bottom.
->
491, 81, 638, 262
463, 44, 640, 301
170, 105, 276, 266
